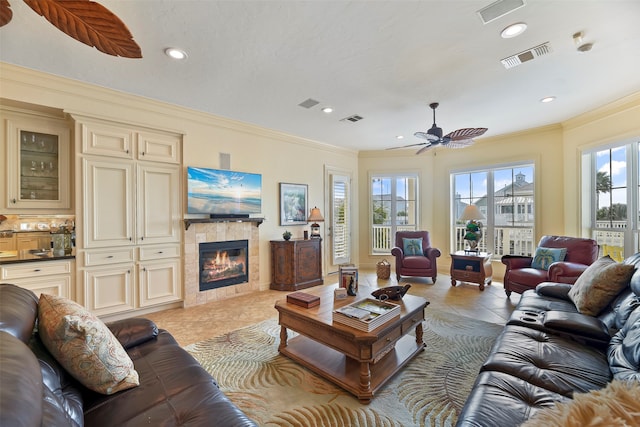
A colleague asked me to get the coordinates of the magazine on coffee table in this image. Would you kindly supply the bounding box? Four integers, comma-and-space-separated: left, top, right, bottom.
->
333, 298, 400, 331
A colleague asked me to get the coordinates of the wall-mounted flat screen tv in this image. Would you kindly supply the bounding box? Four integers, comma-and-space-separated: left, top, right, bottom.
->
187, 167, 262, 215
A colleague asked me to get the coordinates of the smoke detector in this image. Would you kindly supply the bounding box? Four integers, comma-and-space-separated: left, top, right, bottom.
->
501, 42, 553, 69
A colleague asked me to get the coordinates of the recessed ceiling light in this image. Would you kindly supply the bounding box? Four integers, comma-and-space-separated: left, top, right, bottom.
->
165, 48, 187, 60
501, 22, 527, 38
321, 107, 334, 113
396, 135, 404, 140
540, 96, 556, 103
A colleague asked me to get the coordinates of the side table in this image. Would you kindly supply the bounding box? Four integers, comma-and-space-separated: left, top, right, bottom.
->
270, 238, 323, 291
450, 251, 493, 291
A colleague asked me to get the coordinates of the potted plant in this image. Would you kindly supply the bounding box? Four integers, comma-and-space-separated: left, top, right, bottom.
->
282, 231, 292, 241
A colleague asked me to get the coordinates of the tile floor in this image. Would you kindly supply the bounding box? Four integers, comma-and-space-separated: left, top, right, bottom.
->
145, 271, 521, 346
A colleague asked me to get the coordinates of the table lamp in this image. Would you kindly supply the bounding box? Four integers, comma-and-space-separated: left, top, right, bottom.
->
307, 207, 324, 238
459, 204, 484, 252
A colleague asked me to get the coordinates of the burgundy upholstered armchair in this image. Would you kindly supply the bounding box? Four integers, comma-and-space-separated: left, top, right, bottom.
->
391, 231, 441, 282
501, 235, 599, 297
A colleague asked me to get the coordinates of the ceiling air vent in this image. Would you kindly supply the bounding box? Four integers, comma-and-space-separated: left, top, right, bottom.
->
298, 98, 320, 109
340, 115, 364, 123
501, 42, 552, 69
477, 0, 525, 24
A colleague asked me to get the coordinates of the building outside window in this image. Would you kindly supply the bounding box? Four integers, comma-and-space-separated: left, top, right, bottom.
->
370, 173, 418, 254
452, 163, 535, 258
581, 142, 638, 262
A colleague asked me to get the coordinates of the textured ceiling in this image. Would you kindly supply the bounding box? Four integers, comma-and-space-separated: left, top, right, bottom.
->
2, 0, 640, 152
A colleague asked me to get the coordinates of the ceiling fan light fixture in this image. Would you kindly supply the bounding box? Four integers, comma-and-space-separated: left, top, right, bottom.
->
501, 22, 527, 38
165, 48, 188, 60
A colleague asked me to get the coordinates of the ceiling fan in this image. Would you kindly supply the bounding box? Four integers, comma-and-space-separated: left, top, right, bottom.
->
390, 103, 487, 154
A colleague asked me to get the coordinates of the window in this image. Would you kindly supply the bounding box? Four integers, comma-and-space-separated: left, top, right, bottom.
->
370, 173, 418, 254
582, 142, 637, 261
452, 163, 535, 257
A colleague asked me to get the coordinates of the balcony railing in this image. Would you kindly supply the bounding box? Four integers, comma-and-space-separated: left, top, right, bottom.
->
372, 225, 416, 253
372, 224, 534, 258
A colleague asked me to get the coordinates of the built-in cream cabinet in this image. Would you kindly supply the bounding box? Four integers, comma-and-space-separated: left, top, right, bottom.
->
75, 117, 182, 317
3, 110, 71, 210
1, 259, 74, 300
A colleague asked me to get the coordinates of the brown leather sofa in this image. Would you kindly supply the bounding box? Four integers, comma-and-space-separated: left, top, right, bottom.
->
391, 230, 441, 282
502, 235, 599, 296
0, 283, 257, 427
456, 253, 640, 426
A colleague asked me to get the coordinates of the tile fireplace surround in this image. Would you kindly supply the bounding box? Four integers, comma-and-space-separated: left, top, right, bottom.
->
183, 221, 260, 307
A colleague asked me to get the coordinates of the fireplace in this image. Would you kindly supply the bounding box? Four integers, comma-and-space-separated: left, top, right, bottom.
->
199, 240, 248, 291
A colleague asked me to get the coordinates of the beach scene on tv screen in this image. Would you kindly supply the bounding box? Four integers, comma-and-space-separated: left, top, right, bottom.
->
188, 167, 262, 214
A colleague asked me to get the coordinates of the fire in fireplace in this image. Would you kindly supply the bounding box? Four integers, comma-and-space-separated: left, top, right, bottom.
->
199, 240, 248, 291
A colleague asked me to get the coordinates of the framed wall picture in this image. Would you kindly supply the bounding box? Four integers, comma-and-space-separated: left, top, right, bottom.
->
280, 183, 308, 226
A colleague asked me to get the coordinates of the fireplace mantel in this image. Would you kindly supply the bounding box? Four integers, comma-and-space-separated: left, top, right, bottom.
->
183, 217, 264, 230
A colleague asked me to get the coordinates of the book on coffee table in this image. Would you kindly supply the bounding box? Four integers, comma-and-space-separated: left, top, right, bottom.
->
333, 298, 400, 331
286, 291, 320, 308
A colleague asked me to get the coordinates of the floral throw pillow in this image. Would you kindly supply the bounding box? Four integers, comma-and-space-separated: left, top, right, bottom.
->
531, 247, 567, 270
403, 238, 424, 256
568, 256, 635, 316
38, 293, 139, 395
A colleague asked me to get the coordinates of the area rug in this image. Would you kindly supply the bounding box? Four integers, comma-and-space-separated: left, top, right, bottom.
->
184, 309, 503, 427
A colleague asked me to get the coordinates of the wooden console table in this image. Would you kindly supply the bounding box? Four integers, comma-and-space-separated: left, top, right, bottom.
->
270, 239, 323, 291
450, 251, 493, 291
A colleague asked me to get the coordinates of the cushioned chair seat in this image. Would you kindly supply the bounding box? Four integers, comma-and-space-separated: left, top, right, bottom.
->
402, 256, 432, 269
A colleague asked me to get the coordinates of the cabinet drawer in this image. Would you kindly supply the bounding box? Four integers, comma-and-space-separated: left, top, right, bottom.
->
1, 260, 72, 280
372, 324, 402, 356
84, 248, 135, 266
402, 312, 424, 334
139, 244, 180, 260
456, 270, 481, 281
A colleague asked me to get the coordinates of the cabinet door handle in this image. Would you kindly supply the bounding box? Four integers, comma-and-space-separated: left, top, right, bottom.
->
107, 255, 114, 258
11, 198, 16, 204
143, 267, 147, 272
129, 237, 132, 241
140, 236, 144, 241
157, 251, 163, 254
125, 149, 129, 154
141, 151, 145, 156
127, 270, 131, 274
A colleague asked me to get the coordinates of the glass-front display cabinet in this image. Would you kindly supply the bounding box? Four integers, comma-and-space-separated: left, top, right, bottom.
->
5, 114, 71, 210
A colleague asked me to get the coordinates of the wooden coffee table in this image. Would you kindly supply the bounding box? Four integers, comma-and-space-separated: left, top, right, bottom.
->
275, 284, 428, 403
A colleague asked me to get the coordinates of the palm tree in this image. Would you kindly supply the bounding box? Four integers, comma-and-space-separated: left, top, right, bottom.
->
596, 171, 611, 194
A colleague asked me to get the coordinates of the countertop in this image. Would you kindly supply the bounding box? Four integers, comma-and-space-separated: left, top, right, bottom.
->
0, 249, 76, 265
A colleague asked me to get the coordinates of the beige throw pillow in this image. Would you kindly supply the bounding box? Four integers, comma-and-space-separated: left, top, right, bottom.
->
568, 256, 635, 316
38, 293, 139, 395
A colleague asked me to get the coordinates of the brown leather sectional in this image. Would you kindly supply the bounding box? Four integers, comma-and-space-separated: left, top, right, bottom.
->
0, 283, 257, 427
456, 253, 640, 426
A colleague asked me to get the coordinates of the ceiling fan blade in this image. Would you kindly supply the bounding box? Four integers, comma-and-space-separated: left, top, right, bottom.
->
415, 143, 433, 155
446, 138, 476, 149
386, 142, 429, 150
445, 128, 488, 141
414, 131, 439, 142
